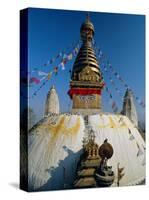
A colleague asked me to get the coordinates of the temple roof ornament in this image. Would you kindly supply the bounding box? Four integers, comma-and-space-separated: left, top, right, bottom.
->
71, 14, 104, 85
121, 88, 138, 127
44, 85, 60, 116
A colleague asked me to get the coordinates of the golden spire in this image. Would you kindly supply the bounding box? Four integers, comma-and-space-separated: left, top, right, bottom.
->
71, 14, 103, 84
68, 14, 105, 113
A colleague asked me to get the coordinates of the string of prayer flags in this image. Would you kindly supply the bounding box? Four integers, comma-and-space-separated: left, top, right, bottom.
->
95, 44, 145, 109
116, 75, 144, 107
30, 40, 80, 73
98, 47, 142, 110
20, 42, 80, 99
102, 64, 123, 98
29, 70, 52, 86
29, 46, 78, 97
109, 63, 145, 108
105, 61, 145, 108
43, 44, 72, 67
95, 46, 127, 87
31, 78, 49, 99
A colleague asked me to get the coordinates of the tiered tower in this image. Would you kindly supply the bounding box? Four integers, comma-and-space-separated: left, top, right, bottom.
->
44, 85, 60, 116
68, 14, 104, 115
121, 89, 138, 127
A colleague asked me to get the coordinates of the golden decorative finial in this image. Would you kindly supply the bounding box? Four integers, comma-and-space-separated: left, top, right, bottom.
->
86, 12, 90, 22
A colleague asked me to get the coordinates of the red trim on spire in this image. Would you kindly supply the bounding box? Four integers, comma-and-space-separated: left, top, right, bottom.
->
68, 88, 102, 99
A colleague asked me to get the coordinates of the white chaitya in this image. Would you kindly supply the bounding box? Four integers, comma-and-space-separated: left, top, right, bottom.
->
44, 85, 60, 116
122, 89, 138, 127
28, 113, 145, 191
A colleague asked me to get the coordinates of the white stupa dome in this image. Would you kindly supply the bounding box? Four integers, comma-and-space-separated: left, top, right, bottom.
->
28, 113, 145, 191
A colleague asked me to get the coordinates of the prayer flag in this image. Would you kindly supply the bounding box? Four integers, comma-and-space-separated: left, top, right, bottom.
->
58, 62, 65, 70
63, 54, 67, 59
30, 77, 40, 84
67, 53, 73, 60
47, 72, 52, 80
38, 71, 48, 76
54, 67, 58, 75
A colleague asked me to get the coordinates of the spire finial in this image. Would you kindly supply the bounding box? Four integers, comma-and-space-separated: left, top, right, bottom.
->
51, 85, 55, 89
86, 12, 90, 22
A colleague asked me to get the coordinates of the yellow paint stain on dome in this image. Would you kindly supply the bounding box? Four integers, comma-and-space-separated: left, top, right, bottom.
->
48, 116, 66, 134
108, 116, 116, 128
35, 116, 81, 159
66, 117, 81, 135
39, 116, 81, 136
97, 116, 127, 129
46, 116, 81, 152
49, 116, 81, 136
114, 116, 127, 128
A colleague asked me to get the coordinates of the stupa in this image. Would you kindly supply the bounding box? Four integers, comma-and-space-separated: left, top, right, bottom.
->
121, 89, 138, 127
44, 85, 60, 116
68, 14, 104, 115
27, 15, 145, 191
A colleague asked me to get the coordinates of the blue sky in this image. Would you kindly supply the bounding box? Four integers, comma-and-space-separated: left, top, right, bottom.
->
27, 8, 145, 123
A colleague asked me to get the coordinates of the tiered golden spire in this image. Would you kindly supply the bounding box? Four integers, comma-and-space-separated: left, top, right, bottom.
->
71, 13, 103, 85
68, 14, 105, 113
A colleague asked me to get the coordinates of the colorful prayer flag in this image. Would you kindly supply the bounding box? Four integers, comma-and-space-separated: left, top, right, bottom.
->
47, 72, 52, 80
38, 71, 48, 76
67, 53, 73, 60
54, 67, 58, 75
30, 77, 40, 84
